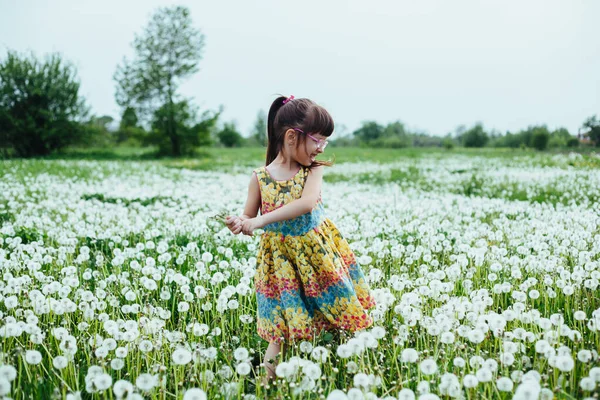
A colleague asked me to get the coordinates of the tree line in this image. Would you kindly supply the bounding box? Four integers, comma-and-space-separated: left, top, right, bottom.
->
342, 120, 591, 150
1, 5, 599, 158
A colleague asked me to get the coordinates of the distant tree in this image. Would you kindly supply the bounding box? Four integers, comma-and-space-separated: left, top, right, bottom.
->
582, 115, 600, 146
442, 133, 455, 149
352, 121, 384, 145
80, 115, 116, 147
115, 107, 146, 144
566, 137, 579, 147
120, 107, 138, 130
530, 127, 550, 150
251, 110, 267, 147
454, 124, 467, 138
460, 123, 489, 148
548, 127, 571, 148
218, 122, 243, 147
148, 99, 219, 155
114, 6, 214, 156
0, 51, 88, 157
374, 121, 412, 148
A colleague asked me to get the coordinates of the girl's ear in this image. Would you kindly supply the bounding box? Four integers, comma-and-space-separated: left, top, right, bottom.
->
285, 129, 297, 145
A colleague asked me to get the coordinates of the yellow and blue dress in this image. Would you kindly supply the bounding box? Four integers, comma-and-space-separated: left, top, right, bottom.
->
253, 165, 376, 344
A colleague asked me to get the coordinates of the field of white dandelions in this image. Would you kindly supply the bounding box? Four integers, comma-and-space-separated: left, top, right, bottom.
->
0, 152, 600, 400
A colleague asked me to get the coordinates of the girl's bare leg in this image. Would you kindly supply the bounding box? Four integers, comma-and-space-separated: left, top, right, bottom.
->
262, 341, 288, 383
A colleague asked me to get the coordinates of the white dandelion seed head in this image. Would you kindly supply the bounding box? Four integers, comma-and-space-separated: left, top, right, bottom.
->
24, 350, 42, 365
496, 377, 514, 392
299, 341, 313, 354
233, 347, 249, 361
235, 362, 251, 376
326, 389, 348, 400
136, 373, 158, 392
183, 388, 207, 400
400, 348, 419, 363
463, 374, 479, 388
172, 348, 192, 365
419, 359, 438, 376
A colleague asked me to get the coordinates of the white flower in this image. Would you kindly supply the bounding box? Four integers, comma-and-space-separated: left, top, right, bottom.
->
514, 380, 541, 400
303, 363, 322, 380
235, 362, 251, 376
115, 346, 128, 358
577, 349, 592, 363
453, 357, 466, 368
579, 377, 595, 391
192, 323, 210, 336
346, 361, 359, 373
419, 359, 437, 375
172, 348, 192, 365
347, 388, 364, 400
299, 341, 314, 353
233, 347, 249, 361
463, 374, 478, 388
476, 368, 492, 383
138, 340, 153, 353
136, 373, 158, 392
336, 344, 353, 359
400, 348, 419, 363
111, 358, 125, 371
95, 347, 109, 359
398, 388, 415, 400
113, 380, 134, 399
327, 389, 348, 400
440, 332, 455, 344
275, 362, 296, 380
353, 372, 370, 388
183, 388, 207, 400
25, 350, 42, 365
371, 326, 386, 339
535, 340, 550, 354
556, 355, 575, 372
93, 373, 112, 391
311, 346, 329, 363
419, 394, 440, 400
53, 356, 69, 370
467, 329, 485, 344
574, 311, 586, 321
497, 377, 514, 392
0, 378, 10, 396
0, 365, 17, 381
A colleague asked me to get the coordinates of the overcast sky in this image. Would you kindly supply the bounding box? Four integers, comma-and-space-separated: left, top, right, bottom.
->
1, 0, 599, 137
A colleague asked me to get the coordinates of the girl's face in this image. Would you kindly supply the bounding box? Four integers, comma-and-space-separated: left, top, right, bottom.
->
299, 132, 327, 165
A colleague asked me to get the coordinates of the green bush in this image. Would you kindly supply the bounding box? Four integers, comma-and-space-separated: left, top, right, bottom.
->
0, 51, 89, 157
531, 129, 550, 150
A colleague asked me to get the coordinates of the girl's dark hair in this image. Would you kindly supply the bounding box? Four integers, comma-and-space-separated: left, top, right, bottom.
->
266, 95, 335, 168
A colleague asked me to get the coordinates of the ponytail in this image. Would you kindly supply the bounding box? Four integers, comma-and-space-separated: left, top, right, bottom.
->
266, 96, 287, 166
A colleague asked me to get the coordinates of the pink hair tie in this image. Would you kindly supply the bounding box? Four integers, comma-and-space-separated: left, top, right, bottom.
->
282, 95, 295, 105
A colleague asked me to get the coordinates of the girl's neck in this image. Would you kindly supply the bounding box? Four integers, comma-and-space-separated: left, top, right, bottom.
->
270, 155, 300, 171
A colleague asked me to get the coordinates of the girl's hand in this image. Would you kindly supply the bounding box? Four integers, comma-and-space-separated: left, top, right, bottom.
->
225, 215, 243, 235
241, 216, 264, 236
225, 215, 249, 235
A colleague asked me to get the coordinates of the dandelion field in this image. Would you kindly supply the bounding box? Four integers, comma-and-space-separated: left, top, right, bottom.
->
1, 149, 600, 400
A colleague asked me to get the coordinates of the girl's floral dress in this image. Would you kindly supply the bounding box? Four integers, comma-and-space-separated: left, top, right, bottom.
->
253, 165, 376, 344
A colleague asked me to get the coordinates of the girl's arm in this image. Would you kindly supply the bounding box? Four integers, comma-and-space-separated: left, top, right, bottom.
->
258, 166, 324, 227
226, 172, 261, 235
241, 171, 261, 219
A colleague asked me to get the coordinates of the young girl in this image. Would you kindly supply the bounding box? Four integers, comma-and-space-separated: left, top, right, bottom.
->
225, 95, 376, 384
